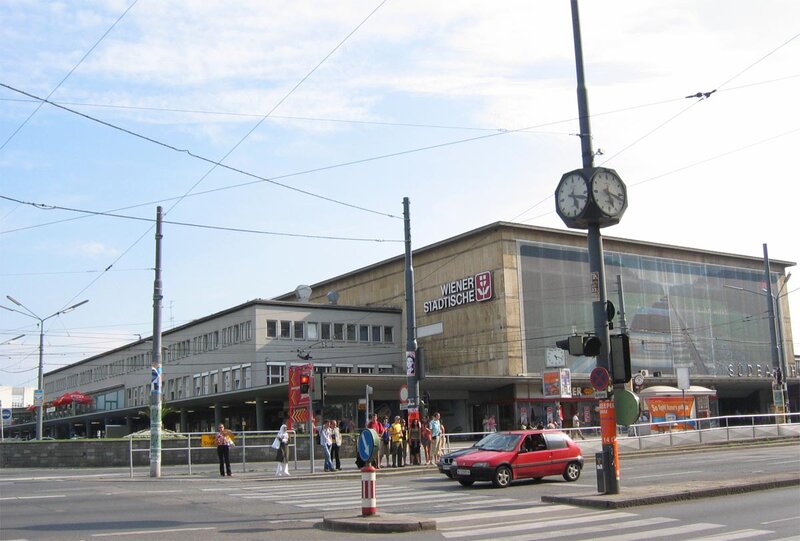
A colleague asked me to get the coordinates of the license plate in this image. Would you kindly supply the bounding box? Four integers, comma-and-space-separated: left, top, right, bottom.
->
456, 468, 471, 476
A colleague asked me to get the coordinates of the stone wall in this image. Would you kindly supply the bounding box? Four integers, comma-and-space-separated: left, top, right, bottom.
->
0, 435, 357, 468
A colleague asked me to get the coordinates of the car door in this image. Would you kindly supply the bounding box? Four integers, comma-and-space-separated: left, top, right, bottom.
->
515, 434, 551, 479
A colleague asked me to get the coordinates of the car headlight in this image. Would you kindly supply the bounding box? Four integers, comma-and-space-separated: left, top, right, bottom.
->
471, 462, 489, 468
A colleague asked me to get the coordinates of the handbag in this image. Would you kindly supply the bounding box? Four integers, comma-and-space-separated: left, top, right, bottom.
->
271, 436, 281, 450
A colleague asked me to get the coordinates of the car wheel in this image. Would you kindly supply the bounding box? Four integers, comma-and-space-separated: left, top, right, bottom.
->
563, 461, 581, 482
458, 479, 474, 487
492, 466, 512, 488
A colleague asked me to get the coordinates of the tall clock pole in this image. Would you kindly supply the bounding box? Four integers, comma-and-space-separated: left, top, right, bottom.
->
558, 0, 621, 495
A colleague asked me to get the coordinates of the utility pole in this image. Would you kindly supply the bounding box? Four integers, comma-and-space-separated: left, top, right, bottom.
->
403, 198, 420, 424
150, 206, 164, 478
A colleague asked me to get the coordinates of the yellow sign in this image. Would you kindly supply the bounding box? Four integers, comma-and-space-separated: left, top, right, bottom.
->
201, 435, 216, 447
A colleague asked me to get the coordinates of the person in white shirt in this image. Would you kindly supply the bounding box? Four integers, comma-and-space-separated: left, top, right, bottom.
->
320, 420, 334, 472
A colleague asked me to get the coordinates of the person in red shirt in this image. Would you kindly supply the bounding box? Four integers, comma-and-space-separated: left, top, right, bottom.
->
366, 413, 385, 468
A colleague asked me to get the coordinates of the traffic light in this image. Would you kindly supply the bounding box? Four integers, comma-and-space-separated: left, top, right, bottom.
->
299, 374, 310, 394
556, 335, 601, 356
610, 333, 632, 384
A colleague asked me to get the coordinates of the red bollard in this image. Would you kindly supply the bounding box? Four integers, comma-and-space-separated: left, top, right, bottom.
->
361, 464, 377, 516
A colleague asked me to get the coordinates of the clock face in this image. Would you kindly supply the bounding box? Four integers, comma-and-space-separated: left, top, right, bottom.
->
591, 170, 626, 216
556, 173, 589, 218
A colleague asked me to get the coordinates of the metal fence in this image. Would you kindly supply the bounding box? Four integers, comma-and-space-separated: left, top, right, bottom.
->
439, 413, 800, 455
127, 430, 298, 477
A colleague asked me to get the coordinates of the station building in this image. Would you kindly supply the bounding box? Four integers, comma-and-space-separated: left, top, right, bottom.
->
4, 222, 795, 439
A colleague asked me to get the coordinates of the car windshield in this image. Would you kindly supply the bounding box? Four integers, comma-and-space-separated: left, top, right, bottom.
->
474, 433, 520, 452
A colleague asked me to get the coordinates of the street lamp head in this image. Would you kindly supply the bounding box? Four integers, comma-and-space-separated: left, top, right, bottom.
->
6, 295, 22, 306
61, 299, 89, 314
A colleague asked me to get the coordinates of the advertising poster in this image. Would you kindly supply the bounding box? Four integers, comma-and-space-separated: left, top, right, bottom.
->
543, 371, 561, 398
543, 369, 573, 398
646, 396, 696, 430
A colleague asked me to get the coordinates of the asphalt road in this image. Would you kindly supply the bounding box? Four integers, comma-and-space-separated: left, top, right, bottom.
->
0, 442, 798, 540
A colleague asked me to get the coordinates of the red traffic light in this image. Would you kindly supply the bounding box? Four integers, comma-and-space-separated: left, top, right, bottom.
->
299, 374, 310, 393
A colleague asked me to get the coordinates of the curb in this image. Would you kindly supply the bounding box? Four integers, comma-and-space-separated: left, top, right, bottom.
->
541, 473, 800, 509
322, 513, 437, 533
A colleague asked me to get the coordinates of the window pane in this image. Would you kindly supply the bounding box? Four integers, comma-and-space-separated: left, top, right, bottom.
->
294, 322, 305, 339
383, 326, 394, 343
346, 324, 356, 341
280, 321, 291, 338
359, 325, 369, 341
371, 325, 382, 342
267, 320, 278, 338
307, 322, 318, 340
321, 323, 331, 340
333, 323, 344, 340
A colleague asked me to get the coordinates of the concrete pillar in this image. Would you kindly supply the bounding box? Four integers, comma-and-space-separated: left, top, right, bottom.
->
255, 398, 265, 431
214, 402, 223, 427
126, 416, 134, 434
180, 408, 188, 433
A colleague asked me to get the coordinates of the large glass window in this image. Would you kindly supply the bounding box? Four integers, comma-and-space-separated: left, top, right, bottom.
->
294, 322, 305, 340
518, 241, 777, 377
280, 321, 291, 339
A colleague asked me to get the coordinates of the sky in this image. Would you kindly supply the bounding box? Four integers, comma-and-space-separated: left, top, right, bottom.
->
1, 0, 798, 389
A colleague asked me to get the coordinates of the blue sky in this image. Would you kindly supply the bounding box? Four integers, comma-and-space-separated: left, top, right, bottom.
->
2, 0, 798, 388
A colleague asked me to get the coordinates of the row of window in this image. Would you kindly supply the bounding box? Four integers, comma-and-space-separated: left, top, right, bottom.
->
162, 364, 253, 401
165, 321, 253, 362
46, 352, 153, 395
266, 320, 394, 343
265, 362, 394, 385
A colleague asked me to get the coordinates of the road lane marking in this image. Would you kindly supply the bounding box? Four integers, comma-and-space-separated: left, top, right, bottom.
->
761, 515, 800, 525
628, 470, 703, 479
450, 517, 678, 541
91, 527, 215, 537
0, 495, 66, 501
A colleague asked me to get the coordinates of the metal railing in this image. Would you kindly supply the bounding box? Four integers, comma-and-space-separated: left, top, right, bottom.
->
437, 413, 800, 455
127, 430, 298, 478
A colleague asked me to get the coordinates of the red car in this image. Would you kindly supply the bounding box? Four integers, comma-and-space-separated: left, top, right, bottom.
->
450, 430, 583, 488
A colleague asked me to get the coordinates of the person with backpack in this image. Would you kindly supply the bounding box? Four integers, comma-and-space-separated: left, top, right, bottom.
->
366, 413, 385, 469
380, 417, 392, 467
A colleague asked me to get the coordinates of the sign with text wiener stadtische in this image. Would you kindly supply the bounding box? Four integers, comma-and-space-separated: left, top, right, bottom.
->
423, 271, 493, 314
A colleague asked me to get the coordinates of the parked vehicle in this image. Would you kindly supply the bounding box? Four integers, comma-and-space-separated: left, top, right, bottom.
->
450, 430, 583, 488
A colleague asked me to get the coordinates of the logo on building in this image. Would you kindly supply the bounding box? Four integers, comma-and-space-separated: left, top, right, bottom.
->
423, 271, 493, 314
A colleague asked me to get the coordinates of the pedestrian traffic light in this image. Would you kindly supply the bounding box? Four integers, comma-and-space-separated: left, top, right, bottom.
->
556, 335, 601, 356
610, 333, 632, 384
299, 374, 310, 394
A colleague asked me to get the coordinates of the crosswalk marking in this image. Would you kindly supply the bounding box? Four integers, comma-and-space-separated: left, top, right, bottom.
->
443, 517, 677, 541
441, 511, 637, 538
582, 523, 722, 541
685, 530, 773, 540
434, 505, 574, 524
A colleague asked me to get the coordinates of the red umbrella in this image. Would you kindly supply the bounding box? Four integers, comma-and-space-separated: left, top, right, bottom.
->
53, 391, 94, 406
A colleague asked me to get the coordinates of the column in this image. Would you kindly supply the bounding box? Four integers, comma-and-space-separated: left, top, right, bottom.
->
255, 398, 265, 431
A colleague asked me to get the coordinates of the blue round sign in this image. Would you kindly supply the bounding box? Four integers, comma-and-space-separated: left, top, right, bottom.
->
1, 408, 11, 421
358, 428, 378, 462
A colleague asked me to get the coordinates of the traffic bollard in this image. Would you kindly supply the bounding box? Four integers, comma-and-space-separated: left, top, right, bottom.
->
361, 464, 377, 516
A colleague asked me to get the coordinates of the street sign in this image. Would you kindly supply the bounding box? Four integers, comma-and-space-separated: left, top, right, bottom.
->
358, 429, 379, 462
590, 367, 610, 391
1, 409, 11, 421
34, 389, 43, 406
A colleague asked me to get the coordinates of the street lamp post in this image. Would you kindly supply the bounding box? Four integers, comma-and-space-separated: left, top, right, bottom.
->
1, 296, 88, 440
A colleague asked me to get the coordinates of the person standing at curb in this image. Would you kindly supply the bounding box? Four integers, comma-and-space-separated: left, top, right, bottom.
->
331, 418, 342, 470
421, 417, 433, 465
409, 418, 422, 465
429, 412, 442, 463
321, 420, 334, 472
366, 413, 385, 469
389, 416, 404, 467
215, 423, 234, 477
273, 421, 290, 476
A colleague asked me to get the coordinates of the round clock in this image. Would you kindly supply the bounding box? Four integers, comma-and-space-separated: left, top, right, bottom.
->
556, 173, 589, 218
591, 169, 627, 217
